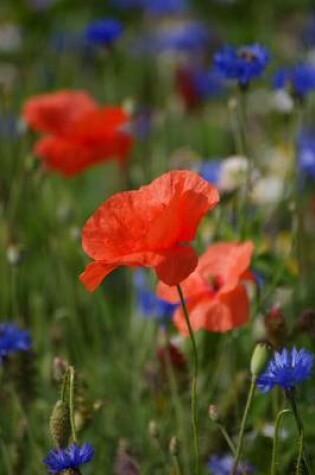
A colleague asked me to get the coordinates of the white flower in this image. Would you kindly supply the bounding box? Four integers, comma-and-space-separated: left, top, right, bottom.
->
251, 176, 284, 205
0, 24, 22, 52
219, 155, 249, 192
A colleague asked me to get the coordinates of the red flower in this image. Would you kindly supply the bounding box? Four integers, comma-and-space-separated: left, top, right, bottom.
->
22, 90, 133, 176
157, 241, 254, 334
80, 170, 219, 291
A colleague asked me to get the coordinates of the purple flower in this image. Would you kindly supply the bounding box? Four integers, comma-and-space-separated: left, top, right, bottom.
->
85, 18, 123, 46
214, 43, 270, 86
43, 443, 94, 473
0, 323, 31, 361
257, 347, 314, 393
208, 454, 254, 474
273, 63, 315, 99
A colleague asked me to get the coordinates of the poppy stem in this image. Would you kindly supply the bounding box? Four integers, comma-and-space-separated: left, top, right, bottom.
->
230, 376, 256, 475
176, 284, 200, 475
285, 388, 313, 475
270, 409, 291, 475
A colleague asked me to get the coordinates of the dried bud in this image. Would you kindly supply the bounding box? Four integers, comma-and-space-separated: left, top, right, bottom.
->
148, 420, 159, 440
169, 436, 180, 456
250, 343, 270, 378
52, 357, 68, 383
264, 305, 287, 348
295, 309, 315, 338
49, 400, 71, 448
208, 404, 219, 422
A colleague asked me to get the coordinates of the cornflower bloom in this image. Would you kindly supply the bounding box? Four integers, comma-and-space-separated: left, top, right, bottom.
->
0, 323, 31, 361
273, 63, 315, 100
85, 18, 123, 47
257, 347, 314, 393
43, 443, 94, 474
208, 454, 254, 474
214, 43, 269, 87
133, 269, 177, 322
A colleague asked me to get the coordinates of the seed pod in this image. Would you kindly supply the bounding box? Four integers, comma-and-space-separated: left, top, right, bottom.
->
250, 343, 270, 378
49, 400, 71, 448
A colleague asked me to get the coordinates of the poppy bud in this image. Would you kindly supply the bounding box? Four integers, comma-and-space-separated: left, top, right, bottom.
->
295, 309, 315, 338
250, 343, 270, 378
264, 305, 287, 348
49, 400, 71, 448
169, 436, 180, 456
148, 420, 159, 440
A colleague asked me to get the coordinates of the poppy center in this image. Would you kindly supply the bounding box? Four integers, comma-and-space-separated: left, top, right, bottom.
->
208, 275, 224, 292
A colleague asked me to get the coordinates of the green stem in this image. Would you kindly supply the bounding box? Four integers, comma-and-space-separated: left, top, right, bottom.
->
285, 389, 313, 475
230, 377, 256, 475
176, 284, 200, 475
296, 431, 304, 475
173, 455, 182, 475
217, 423, 236, 455
271, 409, 291, 475
69, 366, 77, 443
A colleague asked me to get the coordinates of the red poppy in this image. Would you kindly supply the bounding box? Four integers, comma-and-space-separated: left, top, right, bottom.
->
80, 170, 219, 291
22, 90, 133, 176
157, 241, 254, 334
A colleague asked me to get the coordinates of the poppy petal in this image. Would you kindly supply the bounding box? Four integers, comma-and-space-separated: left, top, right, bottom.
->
79, 261, 117, 292
173, 284, 250, 335
155, 246, 198, 286
23, 90, 97, 135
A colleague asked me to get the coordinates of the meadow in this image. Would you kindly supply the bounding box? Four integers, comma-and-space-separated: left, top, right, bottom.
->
1, 0, 315, 474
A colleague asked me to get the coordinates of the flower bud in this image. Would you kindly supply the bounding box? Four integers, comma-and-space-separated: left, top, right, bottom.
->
49, 400, 71, 448
208, 404, 219, 422
250, 343, 270, 378
169, 436, 180, 456
148, 420, 159, 440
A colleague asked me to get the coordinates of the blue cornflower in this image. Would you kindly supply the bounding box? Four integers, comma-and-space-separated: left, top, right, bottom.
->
198, 159, 222, 185
133, 269, 177, 322
298, 131, 315, 179
156, 21, 211, 53
257, 347, 314, 393
208, 454, 254, 474
85, 18, 123, 46
0, 323, 31, 361
111, 0, 187, 13
273, 63, 315, 99
214, 43, 270, 86
193, 69, 225, 98
143, 0, 188, 15
43, 443, 94, 474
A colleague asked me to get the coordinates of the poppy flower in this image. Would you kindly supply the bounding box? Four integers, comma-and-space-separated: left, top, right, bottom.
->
157, 241, 254, 334
22, 90, 133, 176
80, 170, 219, 291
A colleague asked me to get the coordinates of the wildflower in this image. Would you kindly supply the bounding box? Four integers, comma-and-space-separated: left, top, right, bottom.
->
198, 159, 222, 186
80, 170, 219, 291
133, 269, 177, 322
273, 63, 315, 100
214, 43, 269, 86
22, 90, 133, 176
298, 130, 315, 179
208, 454, 254, 474
257, 347, 314, 393
157, 241, 254, 334
112, 0, 187, 14
142, 0, 188, 15
156, 21, 211, 53
0, 323, 32, 361
175, 66, 224, 110
85, 18, 123, 47
43, 443, 94, 474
